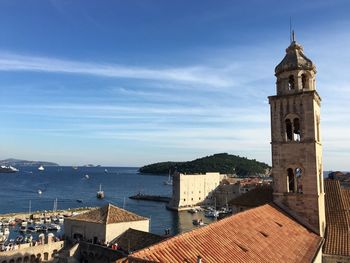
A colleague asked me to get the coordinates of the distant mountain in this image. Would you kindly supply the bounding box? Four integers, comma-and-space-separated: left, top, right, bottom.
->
139, 153, 271, 177
0, 158, 59, 167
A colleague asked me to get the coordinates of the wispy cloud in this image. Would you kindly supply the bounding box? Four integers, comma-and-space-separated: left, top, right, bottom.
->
0, 52, 234, 88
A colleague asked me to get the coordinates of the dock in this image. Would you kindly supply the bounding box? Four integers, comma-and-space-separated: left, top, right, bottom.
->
0, 207, 96, 220
129, 194, 171, 203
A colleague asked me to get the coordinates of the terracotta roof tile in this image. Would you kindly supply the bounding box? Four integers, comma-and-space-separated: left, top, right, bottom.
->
125, 204, 321, 263
323, 180, 350, 256
111, 228, 166, 253
67, 203, 148, 224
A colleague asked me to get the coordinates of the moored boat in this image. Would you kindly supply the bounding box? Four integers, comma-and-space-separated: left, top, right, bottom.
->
188, 208, 198, 214
0, 165, 19, 173
96, 184, 104, 199
38, 165, 44, 171
192, 219, 204, 226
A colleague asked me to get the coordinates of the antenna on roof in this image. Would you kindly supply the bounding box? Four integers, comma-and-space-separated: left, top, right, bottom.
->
289, 17, 293, 43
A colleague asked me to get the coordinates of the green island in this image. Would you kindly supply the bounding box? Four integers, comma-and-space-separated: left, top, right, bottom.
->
139, 153, 271, 177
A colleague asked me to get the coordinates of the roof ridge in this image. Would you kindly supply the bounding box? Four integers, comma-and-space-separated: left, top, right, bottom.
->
111, 203, 148, 219
106, 203, 112, 224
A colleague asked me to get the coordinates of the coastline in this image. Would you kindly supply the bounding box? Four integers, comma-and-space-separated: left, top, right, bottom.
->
0, 207, 96, 220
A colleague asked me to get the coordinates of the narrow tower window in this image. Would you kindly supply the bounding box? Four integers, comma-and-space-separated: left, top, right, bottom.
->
301, 74, 307, 90
293, 118, 301, 142
285, 119, 293, 141
288, 75, 295, 90
295, 168, 303, 193
287, 168, 295, 193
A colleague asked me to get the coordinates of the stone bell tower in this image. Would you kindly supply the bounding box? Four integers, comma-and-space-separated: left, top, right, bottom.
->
268, 35, 326, 237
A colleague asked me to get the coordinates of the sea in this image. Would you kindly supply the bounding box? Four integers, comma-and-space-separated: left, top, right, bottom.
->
0, 166, 216, 236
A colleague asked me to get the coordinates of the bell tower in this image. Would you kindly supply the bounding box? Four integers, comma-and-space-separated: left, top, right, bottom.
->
269, 35, 326, 236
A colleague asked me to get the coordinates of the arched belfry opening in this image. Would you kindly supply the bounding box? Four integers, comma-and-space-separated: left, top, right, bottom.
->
301, 74, 307, 90
284, 115, 301, 142
269, 37, 325, 237
288, 75, 295, 90
287, 168, 295, 192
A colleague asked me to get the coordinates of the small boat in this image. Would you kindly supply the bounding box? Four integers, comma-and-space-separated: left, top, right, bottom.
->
84, 174, 89, 179
0, 233, 7, 243
3, 228, 10, 235
0, 165, 19, 173
72, 166, 78, 170
27, 226, 36, 232
40, 225, 48, 232
21, 221, 28, 226
163, 171, 173, 186
24, 234, 33, 243
96, 184, 104, 199
76, 199, 83, 203
188, 208, 198, 214
37, 189, 42, 195
38, 165, 44, 171
204, 209, 219, 218
48, 224, 61, 231
19, 226, 27, 232
104, 169, 108, 173
192, 219, 204, 226
15, 236, 24, 244
58, 215, 64, 222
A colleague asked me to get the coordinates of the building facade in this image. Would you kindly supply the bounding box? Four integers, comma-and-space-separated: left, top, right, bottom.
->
64, 204, 149, 244
167, 172, 223, 210
268, 35, 326, 236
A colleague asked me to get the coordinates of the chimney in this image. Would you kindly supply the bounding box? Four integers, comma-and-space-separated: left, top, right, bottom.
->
197, 256, 202, 263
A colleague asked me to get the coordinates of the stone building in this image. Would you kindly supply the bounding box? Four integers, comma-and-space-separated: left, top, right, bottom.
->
64, 204, 149, 244
118, 37, 340, 263
269, 35, 326, 236
228, 185, 273, 213
0, 238, 64, 263
167, 172, 224, 210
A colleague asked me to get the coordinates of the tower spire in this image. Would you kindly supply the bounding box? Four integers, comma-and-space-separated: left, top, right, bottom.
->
289, 17, 296, 43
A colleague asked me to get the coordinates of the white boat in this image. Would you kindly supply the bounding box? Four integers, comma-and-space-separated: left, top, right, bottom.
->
48, 223, 61, 231
0, 233, 7, 243
0, 165, 19, 173
84, 174, 89, 179
188, 208, 198, 214
3, 227, 9, 235
204, 209, 219, 218
96, 184, 104, 199
192, 219, 205, 226
104, 169, 108, 173
38, 165, 44, 171
163, 171, 173, 186
37, 189, 42, 195
58, 215, 64, 223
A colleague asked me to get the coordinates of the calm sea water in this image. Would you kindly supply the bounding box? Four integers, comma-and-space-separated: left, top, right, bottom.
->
0, 166, 215, 236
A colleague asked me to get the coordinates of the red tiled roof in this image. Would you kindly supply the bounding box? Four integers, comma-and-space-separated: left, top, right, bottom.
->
125, 204, 321, 263
67, 204, 148, 224
323, 180, 350, 256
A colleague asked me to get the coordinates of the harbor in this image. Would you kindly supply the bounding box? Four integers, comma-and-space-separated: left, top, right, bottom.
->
0, 207, 94, 252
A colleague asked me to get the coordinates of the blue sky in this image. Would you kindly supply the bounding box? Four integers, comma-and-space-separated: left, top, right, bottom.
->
0, 0, 349, 169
